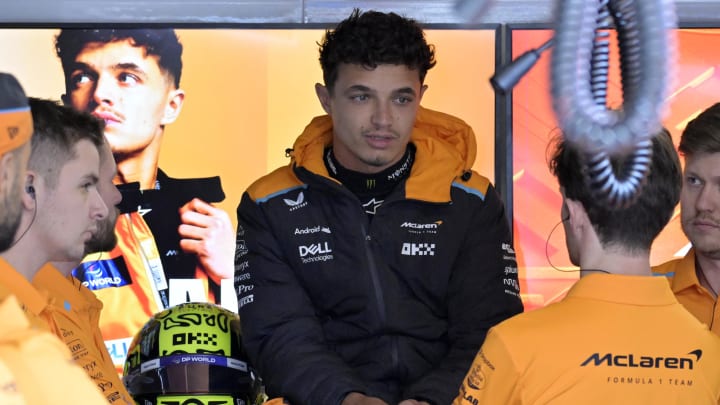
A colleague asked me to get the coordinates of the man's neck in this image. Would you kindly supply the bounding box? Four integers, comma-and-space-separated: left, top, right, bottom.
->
51, 261, 77, 278
695, 252, 720, 298
579, 250, 652, 278
0, 242, 47, 281
115, 153, 160, 190
113, 135, 163, 189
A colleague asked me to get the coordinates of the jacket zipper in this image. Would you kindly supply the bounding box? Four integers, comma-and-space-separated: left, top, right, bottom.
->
361, 223, 400, 375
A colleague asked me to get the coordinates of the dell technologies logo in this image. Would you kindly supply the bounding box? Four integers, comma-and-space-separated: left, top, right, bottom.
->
298, 242, 334, 264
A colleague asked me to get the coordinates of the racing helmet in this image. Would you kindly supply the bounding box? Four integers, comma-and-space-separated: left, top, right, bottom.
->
123, 302, 262, 405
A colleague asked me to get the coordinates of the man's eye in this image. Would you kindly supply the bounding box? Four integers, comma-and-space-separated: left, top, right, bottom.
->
686, 176, 702, 186
395, 96, 413, 104
350, 94, 369, 102
71, 73, 93, 86
118, 73, 139, 85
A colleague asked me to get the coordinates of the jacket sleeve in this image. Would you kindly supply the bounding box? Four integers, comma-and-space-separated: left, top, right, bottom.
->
403, 184, 524, 404
451, 328, 522, 405
235, 192, 368, 405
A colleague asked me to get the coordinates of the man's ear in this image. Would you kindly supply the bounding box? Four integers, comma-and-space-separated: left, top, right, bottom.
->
419, 84, 428, 103
21, 171, 38, 210
160, 88, 185, 126
315, 83, 331, 115
565, 198, 589, 233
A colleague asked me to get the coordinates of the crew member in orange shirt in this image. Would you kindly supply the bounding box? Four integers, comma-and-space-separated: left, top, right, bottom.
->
0, 73, 108, 404
30, 97, 133, 404
654, 102, 720, 335
454, 129, 720, 404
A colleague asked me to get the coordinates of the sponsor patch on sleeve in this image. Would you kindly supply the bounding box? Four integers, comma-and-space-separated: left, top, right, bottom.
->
72, 256, 132, 290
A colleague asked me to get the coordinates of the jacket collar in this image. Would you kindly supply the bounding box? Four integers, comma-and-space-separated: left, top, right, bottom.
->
290, 106, 477, 202
667, 248, 704, 293
568, 273, 678, 306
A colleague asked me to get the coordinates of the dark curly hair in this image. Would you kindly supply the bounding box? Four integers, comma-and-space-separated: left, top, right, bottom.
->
318, 9, 436, 92
55, 29, 183, 89
549, 128, 681, 252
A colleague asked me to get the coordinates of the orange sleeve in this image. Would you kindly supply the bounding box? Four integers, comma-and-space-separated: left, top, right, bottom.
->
0, 296, 108, 405
453, 328, 522, 405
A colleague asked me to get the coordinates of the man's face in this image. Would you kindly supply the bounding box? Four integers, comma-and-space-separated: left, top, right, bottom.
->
64, 39, 180, 158
35, 139, 109, 262
680, 152, 720, 260
0, 143, 30, 251
85, 142, 122, 254
316, 63, 426, 174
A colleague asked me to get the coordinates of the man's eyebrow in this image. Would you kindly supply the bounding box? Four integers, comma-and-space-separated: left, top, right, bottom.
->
346, 84, 372, 93
69, 61, 94, 72
343, 85, 417, 96
394, 87, 417, 96
69, 61, 148, 77
115, 62, 145, 73
82, 173, 100, 184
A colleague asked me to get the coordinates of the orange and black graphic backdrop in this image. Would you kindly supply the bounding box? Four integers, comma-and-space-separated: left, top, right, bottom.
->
513, 28, 720, 310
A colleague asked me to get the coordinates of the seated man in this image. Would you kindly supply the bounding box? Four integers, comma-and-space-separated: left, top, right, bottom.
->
454, 129, 720, 404
235, 9, 522, 405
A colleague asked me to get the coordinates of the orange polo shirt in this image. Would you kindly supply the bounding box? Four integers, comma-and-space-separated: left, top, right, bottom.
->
0, 257, 108, 404
453, 274, 720, 405
33, 264, 134, 404
653, 248, 720, 335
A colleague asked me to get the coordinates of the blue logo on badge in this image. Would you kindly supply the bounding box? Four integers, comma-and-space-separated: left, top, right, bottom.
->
73, 257, 132, 290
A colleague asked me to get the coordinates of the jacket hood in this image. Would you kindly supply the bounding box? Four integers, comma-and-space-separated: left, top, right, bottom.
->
288, 106, 479, 202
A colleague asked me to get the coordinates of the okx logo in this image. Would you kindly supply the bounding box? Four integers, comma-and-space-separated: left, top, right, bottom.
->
401, 242, 435, 256
299, 242, 334, 264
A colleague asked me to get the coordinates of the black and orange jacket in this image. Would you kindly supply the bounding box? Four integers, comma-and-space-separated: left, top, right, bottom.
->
235, 107, 523, 405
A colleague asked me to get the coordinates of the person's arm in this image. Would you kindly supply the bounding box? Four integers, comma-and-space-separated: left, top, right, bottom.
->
235, 192, 368, 405
403, 184, 524, 404
451, 328, 522, 405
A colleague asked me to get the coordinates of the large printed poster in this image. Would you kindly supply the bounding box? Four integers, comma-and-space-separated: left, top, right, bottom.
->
0, 27, 497, 369
513, 28, 720, 310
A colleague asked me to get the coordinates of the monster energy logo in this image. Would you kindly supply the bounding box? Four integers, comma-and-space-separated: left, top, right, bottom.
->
366, 179, 376, 189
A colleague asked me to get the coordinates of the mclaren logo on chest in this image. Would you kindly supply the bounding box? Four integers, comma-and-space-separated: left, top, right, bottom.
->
401, 220, 442, 234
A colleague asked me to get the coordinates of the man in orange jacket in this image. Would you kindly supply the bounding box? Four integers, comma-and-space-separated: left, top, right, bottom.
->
30, 97, 133, 404
0, 74, 108, 404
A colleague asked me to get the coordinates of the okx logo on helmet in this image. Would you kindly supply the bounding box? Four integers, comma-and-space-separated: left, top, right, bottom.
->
123, 302, 263, 405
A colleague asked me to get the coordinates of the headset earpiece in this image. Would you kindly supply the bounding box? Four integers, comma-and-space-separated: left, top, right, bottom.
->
26, 185, 35, 199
